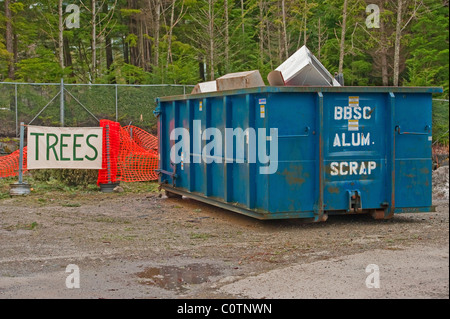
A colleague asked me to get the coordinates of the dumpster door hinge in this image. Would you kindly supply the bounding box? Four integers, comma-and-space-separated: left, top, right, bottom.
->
153, 106, 161, 117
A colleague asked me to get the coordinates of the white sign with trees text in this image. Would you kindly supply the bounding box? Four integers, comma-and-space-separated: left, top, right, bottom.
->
27, 126, 103, 170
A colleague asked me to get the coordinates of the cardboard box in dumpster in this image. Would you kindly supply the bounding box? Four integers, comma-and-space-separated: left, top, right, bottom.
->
191, 80, 217, 94
216, 70, 265, 91
191, 70, 265, 95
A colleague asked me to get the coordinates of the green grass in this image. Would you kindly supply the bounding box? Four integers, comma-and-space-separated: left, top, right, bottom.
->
189, 232, 213, 240
61, 202, 81, 207
0, 177, 16, 199
4, 221, 38, 231
0, 174, 160, 202
120, 181, 159, 193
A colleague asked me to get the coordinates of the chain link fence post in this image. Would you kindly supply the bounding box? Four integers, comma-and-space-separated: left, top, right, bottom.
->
15, 83, 18, 137
115, 84, 118, 122
60, 78, 65, 127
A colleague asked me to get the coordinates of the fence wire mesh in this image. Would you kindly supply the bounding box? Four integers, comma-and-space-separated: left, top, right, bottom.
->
432, 99, 449, 146
0, 82, 193, 137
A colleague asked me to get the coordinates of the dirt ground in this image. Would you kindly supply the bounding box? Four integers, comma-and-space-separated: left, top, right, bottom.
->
0, 167, 448, 299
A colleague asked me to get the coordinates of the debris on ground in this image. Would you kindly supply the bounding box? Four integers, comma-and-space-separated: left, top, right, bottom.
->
433, 165, 449, 200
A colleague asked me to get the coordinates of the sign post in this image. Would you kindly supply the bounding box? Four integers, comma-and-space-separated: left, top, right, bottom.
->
10, 122, 31, 196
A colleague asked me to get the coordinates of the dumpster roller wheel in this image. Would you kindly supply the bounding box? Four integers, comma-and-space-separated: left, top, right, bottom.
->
370, 210, 393, 220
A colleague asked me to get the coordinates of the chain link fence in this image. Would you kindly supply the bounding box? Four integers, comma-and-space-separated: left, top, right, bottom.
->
0, 81, 194, 137
432, 99, 449, 146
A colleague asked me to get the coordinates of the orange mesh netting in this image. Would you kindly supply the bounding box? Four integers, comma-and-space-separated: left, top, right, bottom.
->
0, 121, 158, 183
97, 120, 121, 185
97, 119, 159, 184
118, 125, 159, 182
0, 148, 28, 178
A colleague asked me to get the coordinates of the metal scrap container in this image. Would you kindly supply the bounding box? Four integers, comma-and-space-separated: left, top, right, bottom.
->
155, 86, 443, 221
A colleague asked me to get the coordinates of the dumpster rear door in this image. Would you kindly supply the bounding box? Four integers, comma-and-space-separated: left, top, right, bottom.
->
323, 93, 388, 213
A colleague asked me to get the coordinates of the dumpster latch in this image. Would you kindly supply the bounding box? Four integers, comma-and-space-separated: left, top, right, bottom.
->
395, 125, 430, 135
155, 163, 178, 187
347, 190, 362, 213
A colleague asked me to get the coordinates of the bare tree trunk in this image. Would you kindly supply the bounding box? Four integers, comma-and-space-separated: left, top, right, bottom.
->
209, 0, 215, 80
296, 12, 304, 49
64, 37, 73, 71
165, 0, 185, 70
393, 0, 403, 86
380, 50, 389, 86
103, 2, 113, 70
225, 0, 230, 73
154, 0, 160, 67
92, 0, 97, 79
5, 0, 14, 79
13, 32, 17, 64
199, 58, 205, 82
318, 17, 322, 59
266, 19, 273, 70
58, 0, 64, 69
166, 0, 176, 68
144, 20, 151, 71
281, 0, 288, 59
137, 19, 143, 68
258, 0, 264, 67
303, 0, 308, 46
105, 34, 113, 71
338, 0, 348, 74
379, 2, 389, 86
123, 36, 129, 64
277, 20, 282, 64
241, 0, 245, 37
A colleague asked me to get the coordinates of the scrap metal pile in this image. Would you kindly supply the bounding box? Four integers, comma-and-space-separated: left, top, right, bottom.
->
191, 45, 342, 94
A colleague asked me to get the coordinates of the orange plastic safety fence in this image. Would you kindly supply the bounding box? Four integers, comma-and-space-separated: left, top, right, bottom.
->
123, 125, 158, 153
97, 120, 159, 183
117, 125, 159, 182
0, 148, 27, 179
97, 119, 121, 185
0, 122, 158, 183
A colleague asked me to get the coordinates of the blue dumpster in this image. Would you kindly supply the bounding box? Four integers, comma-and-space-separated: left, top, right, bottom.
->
155, 86, 443, 221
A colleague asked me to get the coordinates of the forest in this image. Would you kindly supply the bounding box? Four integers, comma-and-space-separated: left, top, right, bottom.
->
0, 0, 448, 96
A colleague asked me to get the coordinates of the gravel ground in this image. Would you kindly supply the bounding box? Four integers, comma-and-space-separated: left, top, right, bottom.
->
0, 168, 448, 299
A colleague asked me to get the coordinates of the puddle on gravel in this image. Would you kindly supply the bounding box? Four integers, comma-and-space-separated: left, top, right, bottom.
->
137, 263, 220, 292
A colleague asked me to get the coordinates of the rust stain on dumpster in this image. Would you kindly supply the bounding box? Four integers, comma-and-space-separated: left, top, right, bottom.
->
327, 186, 340, 194
278, 164, 309, 186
